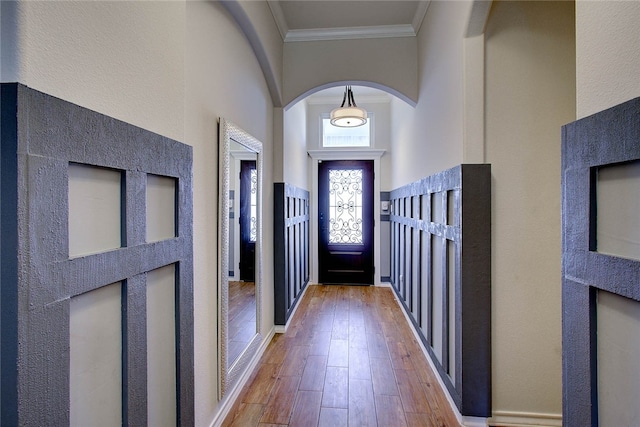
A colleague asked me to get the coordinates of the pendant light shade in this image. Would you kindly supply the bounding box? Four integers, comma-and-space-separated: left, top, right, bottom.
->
330, 86, 368, 127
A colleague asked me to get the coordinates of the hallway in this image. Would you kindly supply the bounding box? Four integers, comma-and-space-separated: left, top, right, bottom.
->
223, 285, 459, 426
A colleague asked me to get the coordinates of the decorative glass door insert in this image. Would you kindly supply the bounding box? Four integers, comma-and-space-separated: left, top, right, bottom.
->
250, 168, 257, 242
328, 169, 363, 244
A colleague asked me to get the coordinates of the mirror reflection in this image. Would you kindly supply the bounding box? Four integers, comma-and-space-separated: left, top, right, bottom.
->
227, 140, 257, 367
218, 118, 263, 399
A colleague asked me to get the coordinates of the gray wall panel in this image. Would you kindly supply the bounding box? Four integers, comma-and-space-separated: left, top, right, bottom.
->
562, 96, 640, 427
0, 83, 194, 426
389, 164, 491, 417
274, 182, 310, 326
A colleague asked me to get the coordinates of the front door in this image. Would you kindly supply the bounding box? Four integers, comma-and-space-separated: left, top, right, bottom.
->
318, 160, 374, 284
239, 160, 256, 281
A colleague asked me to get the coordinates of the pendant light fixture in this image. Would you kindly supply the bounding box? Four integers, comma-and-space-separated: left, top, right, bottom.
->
330, 86, 368, 127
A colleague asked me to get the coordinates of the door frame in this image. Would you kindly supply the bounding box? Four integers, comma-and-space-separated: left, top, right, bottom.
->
231, 151, 257, 280
318, 159, 374, 285
308, 149, 385, 285
239, 160, 256, 281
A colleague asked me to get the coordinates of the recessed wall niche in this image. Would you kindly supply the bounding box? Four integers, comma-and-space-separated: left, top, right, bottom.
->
596, 160, 640, 261
146, 174, 177, 242
70, 282, 122, 427
68, 163, 123, 257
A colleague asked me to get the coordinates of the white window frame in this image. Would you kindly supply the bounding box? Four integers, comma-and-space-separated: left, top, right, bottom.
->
320, 112, 375, 149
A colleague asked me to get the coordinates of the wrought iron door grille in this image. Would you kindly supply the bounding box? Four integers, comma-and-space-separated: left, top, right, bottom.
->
328, 169, 363, 244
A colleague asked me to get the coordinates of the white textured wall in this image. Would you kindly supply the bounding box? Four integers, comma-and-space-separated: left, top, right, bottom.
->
6, 0, 185, 141
231, 0, 285, 106
576, 1, 640, 119
485, 0, 574, 420
390, 0, 470, 188
283, 37, 418, 106
282, 100, 309, 189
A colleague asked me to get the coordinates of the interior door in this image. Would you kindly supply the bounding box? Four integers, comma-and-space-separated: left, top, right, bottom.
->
239, 160, 256, 281
318, 160, 374, 284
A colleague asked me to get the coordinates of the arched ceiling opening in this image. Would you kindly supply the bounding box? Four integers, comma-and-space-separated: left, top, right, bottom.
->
286, 81, 414, 110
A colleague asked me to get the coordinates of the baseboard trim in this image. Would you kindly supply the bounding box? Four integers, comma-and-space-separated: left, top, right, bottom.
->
489, 411, 562, 427
209, 326, 276, 427
462, 416, 489, 427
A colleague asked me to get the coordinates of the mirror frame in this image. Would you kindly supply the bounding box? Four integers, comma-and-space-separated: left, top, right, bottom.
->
218, 118, 263, 398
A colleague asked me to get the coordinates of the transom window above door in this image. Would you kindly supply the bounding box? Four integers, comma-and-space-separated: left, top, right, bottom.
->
322, 116, 371, 148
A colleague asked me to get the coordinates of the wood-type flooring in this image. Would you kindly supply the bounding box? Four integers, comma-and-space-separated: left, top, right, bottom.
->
228, 281, 257, 364
222, 284, 460, 427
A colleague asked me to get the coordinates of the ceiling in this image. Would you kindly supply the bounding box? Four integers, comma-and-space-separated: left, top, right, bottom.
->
267, 1, 431, 42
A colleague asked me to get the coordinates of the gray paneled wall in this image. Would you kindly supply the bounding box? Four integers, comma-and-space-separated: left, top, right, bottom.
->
380, 191, 391, 282
0, 84, 194, 426
562, 96, 640, 427
274, 183, 310, 326
389, 164, 491, 417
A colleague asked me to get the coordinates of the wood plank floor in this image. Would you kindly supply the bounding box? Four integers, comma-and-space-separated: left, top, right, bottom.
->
222, 284, 460, 427
228, 281, 257, 364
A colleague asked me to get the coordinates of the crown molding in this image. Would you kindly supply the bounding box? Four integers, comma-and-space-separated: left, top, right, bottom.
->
267, 0, 288, 41
412, 1, 431, 35
284, 24, 415, 42
268, 0, 431, 43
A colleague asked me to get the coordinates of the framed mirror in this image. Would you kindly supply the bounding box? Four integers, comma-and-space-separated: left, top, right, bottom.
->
218, 118, 263, 398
